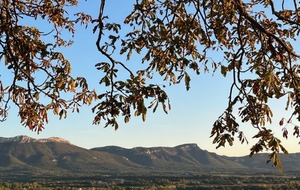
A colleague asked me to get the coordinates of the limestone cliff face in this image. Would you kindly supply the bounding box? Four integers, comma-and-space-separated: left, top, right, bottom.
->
0, 135, 70, 144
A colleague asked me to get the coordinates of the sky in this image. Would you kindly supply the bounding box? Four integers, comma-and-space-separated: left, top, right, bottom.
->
1, 0, 300, 157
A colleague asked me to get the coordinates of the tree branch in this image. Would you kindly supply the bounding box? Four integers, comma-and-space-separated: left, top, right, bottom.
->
234, 0, 300, 59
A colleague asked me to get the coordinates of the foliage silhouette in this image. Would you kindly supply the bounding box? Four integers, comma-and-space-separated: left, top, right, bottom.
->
1, 0, 300, 170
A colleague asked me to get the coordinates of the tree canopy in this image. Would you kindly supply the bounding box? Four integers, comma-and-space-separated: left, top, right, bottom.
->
1, 0, 300, 170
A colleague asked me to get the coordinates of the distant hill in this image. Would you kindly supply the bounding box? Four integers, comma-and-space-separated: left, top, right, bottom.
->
0, 135, 70, 144
91, 144, 246, 171
229, 153, 300, 171
0, 135, 299, 180
0, 136, 140, 179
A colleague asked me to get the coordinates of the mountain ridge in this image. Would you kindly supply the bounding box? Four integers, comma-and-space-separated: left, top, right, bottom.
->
0, 135, 70, 144
0, 135, 299, 179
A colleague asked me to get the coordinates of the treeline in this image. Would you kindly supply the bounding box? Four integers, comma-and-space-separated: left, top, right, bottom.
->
0, 182, 43, 190
0, 182, 116, 190
1, 174, 300, 190
0, 182, 93, 190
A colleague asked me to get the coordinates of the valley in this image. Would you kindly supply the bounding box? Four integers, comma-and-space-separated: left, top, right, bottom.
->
0, 136, 300, 189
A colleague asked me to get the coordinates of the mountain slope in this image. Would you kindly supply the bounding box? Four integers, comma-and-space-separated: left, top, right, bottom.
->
91, 143, 246, 171
229, 153, 300, 171
0, 135, 299, 179
0, 136, 140, 177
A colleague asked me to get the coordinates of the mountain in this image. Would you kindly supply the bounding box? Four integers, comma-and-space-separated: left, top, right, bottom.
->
91, 144, 246, 171
229, 153, 300, 171
0, 135, 299, 180
0, 136, 140, 179
0, 135, 70, 144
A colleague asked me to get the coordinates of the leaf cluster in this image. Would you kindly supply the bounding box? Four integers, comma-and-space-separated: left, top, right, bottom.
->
0, 0, 97, 132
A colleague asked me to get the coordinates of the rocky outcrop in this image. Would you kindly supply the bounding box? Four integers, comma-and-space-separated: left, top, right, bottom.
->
0, 135, 70, 144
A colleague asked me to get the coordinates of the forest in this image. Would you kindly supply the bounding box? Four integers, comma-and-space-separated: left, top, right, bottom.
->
1, 172, 300, 190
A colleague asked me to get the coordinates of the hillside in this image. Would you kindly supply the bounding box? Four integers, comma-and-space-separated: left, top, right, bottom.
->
0, 135, 299, 180
91, 144, 246, 171
0, 136, 140, 179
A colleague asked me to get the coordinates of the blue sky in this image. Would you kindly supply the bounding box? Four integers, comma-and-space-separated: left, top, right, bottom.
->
1, 0, 300, 156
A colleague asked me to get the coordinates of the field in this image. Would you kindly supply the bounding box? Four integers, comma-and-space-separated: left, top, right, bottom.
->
1, 170, 300, 190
